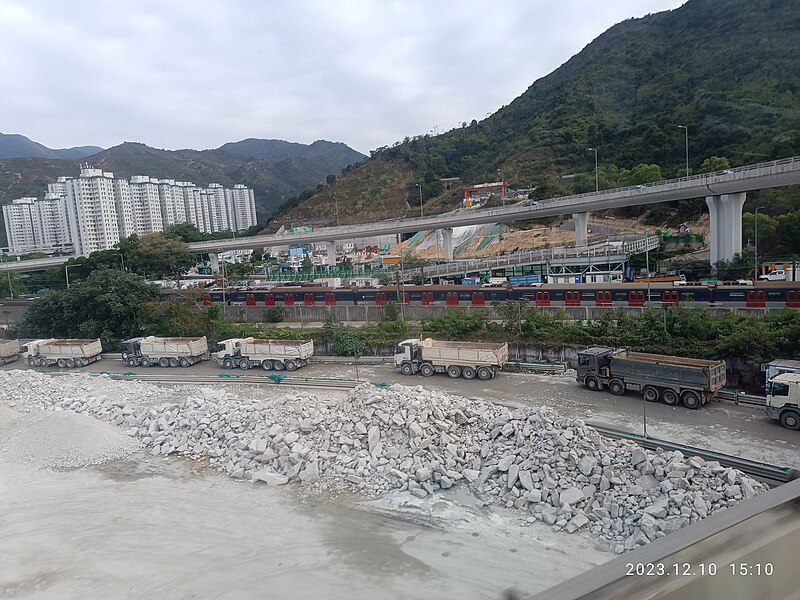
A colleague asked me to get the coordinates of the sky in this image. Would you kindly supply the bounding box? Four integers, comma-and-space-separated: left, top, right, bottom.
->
1, 0, 685, 155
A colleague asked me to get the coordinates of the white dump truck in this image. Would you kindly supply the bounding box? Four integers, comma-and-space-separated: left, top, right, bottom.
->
0, 339, 20, 366
215, 338, 314, 371
22, 338, 103, 368
121, 336, 209, 367
394, 338, 509, 380
765, 373, 800, 430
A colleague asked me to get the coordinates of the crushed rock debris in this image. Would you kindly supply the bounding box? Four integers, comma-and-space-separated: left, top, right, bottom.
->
0, 370, 767, 553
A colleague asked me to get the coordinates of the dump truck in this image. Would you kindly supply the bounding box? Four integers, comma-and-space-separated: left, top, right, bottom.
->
215, 338, 314, 371
22, 338, 103, 368
394, 338, 509, 380
575, 347, 726, 409
121, 336, 209, 367
0, 339, 19, 366
765, 373, 800, 430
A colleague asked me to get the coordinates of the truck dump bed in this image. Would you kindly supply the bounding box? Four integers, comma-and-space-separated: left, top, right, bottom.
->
612, 350, 726, 392
240, 338, 314, 360
139, 336, 208, 357
0, 339, 19, 358
420, 339, 508, 366
41, 339, 102, 358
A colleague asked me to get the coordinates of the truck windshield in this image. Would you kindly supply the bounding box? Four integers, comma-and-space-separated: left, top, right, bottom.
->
394, 345, 405, 355
578, 354, 591, 367
770, 382, 790, 396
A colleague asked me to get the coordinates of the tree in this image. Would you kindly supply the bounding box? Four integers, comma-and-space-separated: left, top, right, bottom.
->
340, 257, 353, 271
119, 233, 195, 280
326, 174, 337, 186
699, 156, 731, 173
163, 223, 206, 243
301, 255, 313, 272
18, 270, 158, 341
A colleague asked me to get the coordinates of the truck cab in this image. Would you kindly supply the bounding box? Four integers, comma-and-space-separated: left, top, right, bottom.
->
575, 348, 614, 384
765, 373, 800, 430
394, 339, 421, 369
215, 338, 243, 362
21, 339, 48, 361
120, 338, 143, 361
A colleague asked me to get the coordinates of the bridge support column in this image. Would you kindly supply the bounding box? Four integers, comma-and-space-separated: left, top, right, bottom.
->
325, 241, 337, 267
440, 228, 454, 261
573, 212, 589, 247
706, 193, 746, 265
209, 252, 220, 274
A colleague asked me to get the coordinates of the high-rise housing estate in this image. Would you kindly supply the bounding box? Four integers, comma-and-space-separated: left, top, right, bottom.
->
3, 167, 257, 256
64, 168, 121, 256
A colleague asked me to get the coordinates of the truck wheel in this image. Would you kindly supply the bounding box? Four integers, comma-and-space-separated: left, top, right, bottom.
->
447, 365, 462, 378
584, 376, 601, 391
273, 361, 285, 371
477, 366, 492, 380
400, 362, 413, 375
420, 363, 435, 377
57, 358, 67, 368
608, 379, 625, 396
222, 358, 234, 369
121, 351, 129, 361
179, 357, 191, 368
662, 389, 679, 405
780, 411, 800, 430
239, 360, 250, 370
140, 357, 151, 367
642, 386, 660, 402
127, 358, 138, 367
74, 358, 85, 368
284, 360, 297, 371
64, 358, 74, 368
682, 390, 701, 410
462, 366, 476, 380
261, 360, 273, 371
169, 357, 180, 368
158, 357, 170, 368
27, 357, 36, 366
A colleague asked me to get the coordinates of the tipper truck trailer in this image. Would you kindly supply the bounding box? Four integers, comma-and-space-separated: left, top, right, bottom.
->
215, 338, 314, 371
765, 372, 800, 430
394, 338, 509, 380
22, 338, 102, 368
0, 339, 19, 365
121, 336, 209, 367
576, 347, 726, 409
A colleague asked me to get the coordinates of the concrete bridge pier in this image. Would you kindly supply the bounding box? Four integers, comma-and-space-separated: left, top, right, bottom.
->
440, 228, 454, 261
573, 212, 589, 247
209, 251, 220, 274
706, 192, 746, 265
325, 241, 337, 267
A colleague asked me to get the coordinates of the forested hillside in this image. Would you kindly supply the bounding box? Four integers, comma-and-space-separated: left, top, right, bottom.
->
274, 0, 800, 228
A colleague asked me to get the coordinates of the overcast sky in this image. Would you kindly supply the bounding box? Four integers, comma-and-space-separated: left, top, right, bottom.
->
1, 0, 684, 155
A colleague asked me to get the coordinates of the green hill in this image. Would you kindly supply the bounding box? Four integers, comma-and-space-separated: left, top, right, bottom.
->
0, 139, 365, 231
274, 0, 800, 227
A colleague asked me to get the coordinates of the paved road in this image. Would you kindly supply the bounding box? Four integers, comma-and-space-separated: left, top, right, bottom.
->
5, 359, 798, 467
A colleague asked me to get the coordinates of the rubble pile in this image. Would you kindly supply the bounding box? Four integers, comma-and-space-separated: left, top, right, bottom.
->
0, 371, 767, 553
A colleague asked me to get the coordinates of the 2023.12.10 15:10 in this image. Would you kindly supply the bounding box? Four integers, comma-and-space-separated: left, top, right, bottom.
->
625, 562, 774, 577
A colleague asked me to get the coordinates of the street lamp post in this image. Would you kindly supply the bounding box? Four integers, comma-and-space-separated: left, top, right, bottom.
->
334, 193, 340, 227
677, 125, 689, 178
415, 184, 424, 218
754, 206, 765, 281
221, 257, 227, 315
65, 264, 72, 290
645, 229, 651, 306
587, 148, 599, 192
112, 253, 125, 271
498, 169, 505, 207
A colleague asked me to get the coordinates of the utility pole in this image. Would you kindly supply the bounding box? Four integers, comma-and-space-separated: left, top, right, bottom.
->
645, 229, 651, 306
498, 169, 505, 207
65, 265, 71, 290
587, 148, 599, 192
677, 125, 689, 177
754, 206, 765, 281
415, 184, 424, 218
334, 193, 340, 227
